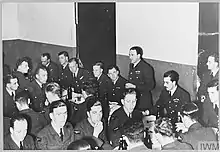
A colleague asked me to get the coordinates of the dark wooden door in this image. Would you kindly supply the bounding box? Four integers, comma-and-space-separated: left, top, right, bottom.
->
77, 3, 116, 73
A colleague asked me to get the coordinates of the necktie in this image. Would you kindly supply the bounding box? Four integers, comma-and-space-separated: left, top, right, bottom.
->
131, 63, 134, 69
20, 141, 23, 150
210, 73, 214, 80
214, 105, 218, 115
60, 128, 63, 141
129, 113, 132, 119
11, 92, 15, 100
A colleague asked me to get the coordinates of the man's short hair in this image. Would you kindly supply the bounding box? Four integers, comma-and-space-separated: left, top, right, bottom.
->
45, 82, 61, 97
4, 74, 17, 84
49, 100, 66, 114
10, 114, 27, 128
122, 120, 145, 143
58, 51, 69, 58
67, 139, 91, 150
207, 79, 219, 91
42, 53, 51, 60
130, 46, 143, 59
69, 57, 79, 65
82, 80, 99, 96
154, 117, 174, 137
122, 88, 138, 99
209, 52, 219, 65
16, 57, 30, 70
34, 65, 47, 76
93, 61, 104, 70
163, 70, 179, 84
86, 96, 102, 112
15, 90, 31, 105
180, 102, 199, 121
107, 65, 120, 74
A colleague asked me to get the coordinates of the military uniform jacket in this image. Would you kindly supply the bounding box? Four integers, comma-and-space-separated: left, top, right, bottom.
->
13, 71, 32, 93
198, 70, 219, 99
107, 76, 128, 105
180, 122, 217, 150
4, 134, 35, 150
39, 61, 59, 83
69, 68, 94, 93
162, 140, 193, 150
20, 108, 48, 136
74, 118, 112, 149
97, 73, 111, 98
128, 60, 156, 110
202, 98, 218, 128
3, 88, 18, 118
156, 86, 191, 118
36, 122, 75, 150
108, 107, 143, 147
58, 64, 72, 89
28, 79, 46, 112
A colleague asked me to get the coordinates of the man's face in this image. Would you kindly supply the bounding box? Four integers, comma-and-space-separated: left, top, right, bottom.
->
50, 106, 68, 128
7, 78, 19, 91
206, 56, 218, 70
10, 120, 28, 142
207, 86, 219, 104
36, 69, 48, 84
163, 77, 176, 91
108, 68, 119, 82
129, 49, 140, 64
87, 104, 103, 125
19, 61, 29, 73
41, 56, 50, 66
93, 65, 102, 78
68, 60, 78, 73
58, 54, 68, 66
122, 93, 137, 113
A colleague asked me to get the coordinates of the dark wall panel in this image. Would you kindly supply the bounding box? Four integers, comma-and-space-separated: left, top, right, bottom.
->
3, 39, 76, 73
78, 3, 116, 72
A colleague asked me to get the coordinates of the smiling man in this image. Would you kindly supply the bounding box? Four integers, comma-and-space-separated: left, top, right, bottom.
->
126, 46, 156, 111
36, 100, 76, 150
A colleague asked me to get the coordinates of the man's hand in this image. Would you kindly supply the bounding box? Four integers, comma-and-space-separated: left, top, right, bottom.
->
93, 121, 103, 138
175, 122, 188, 133
125, 83, 136, 89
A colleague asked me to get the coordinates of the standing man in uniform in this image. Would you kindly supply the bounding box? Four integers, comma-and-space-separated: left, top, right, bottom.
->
126, 46, 156, 111
40, 53, 59, 83
58, 51, 72, 89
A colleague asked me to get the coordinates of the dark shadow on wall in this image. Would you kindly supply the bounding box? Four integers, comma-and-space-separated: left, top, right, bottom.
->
198, 3, 219, 79
3, 39, 76, 73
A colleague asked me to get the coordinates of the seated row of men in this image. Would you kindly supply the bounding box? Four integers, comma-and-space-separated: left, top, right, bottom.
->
4, 93, 219, 150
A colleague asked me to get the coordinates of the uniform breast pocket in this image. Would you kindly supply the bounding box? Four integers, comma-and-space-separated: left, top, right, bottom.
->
135, 71, 141, 80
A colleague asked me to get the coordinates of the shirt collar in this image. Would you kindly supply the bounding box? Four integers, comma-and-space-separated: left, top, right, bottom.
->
123, 106, 132, 118
51, 122, 63, 136
170, 85, 178, 96
11, 134, 21, 148
74, 68, 79, 77
113, 76, 119, 85
35, 79, 42, 88
6, 87, 15, 97
133, 59, 141, 68
62, 63, 68, 69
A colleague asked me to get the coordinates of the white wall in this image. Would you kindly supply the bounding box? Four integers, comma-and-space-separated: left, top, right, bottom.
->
2, 3, 19, 40
18, 3, 76, 47
116, 2, 199, 66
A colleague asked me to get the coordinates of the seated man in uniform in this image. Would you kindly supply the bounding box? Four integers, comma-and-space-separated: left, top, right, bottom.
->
176, 102, 217, 150
3, 74, 19, 118
108, 88, 143, 147
107, 65, 128, 105
4, 114, 35, 150
202, 79, 219, 129
36, 100, 75, 150
28, 66, 48, 112
155, 70, 191, 122
74, 96, 113, 150
15, 90, 48, 137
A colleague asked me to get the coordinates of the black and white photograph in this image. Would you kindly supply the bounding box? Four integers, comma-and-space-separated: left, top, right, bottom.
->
2, 2, 219, 150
